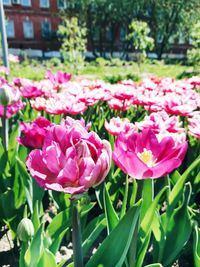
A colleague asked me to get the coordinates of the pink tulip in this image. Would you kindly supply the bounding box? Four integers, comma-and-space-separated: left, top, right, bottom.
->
26, 120, 112, 194
46, 70, 71, 85
113, 128, 188, 179
8, 54, 20, 63
188, 112, 200, 139
18, 117, 52, 148
105, 117, 136, 136
20, 85, 43, 99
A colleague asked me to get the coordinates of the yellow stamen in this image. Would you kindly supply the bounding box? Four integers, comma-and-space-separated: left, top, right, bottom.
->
137, 148, 156, 167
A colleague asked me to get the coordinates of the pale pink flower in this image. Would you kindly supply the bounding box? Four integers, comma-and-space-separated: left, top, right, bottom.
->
188, 112, 200, 139
8, 54, 19, 63
105, 117, 136, 136
0, 66, 9, 75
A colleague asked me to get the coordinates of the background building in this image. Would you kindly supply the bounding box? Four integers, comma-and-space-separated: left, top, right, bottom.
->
3, 0, 64, 55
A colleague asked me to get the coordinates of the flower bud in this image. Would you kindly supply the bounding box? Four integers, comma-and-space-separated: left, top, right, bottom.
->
17, 218, 34, 242
0, 85, 14, 106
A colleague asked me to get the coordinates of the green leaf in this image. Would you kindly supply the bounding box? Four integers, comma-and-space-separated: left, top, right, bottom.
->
0, 189, 16, 220
162, 183, 192, 266
32, 201, 40, 232
169, 155, 200, 211
38, 249, 57, 267
24, 224, 44, 267
85, 201, 141, 267
103, 184, 119, 234
136, 186, 168, 267
46, 208, 72, 254
83, 214, 105, 240
83, 217, 106, 256
16, 157, 44, 214
170, 170, 181, 185
193, 224, 200, 267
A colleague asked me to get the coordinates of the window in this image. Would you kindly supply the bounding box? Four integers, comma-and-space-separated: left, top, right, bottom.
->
23, 20, 34, 39
6, 20, 15, 38
41, 20, 51, 38
3, 0, 11, 5
21, 0, 31, 7
40, 0, 49, 8
57, 0, 66, 9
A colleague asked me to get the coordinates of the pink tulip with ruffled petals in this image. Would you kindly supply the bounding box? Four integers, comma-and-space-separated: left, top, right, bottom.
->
26, 120, 112, 194
105, 117, 136, 136
18, 117, 52, 148
188, 112, 200, 139
113, 128, 187, 179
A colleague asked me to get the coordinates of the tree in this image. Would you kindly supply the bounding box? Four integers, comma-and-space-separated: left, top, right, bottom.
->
126, 20, 154, 68
143, 0, 200, 59
187, 22, 200, 72
58, 17, 87, 73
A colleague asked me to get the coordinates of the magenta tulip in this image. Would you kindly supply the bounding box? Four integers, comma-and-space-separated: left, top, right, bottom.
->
18, 117, 52, 148
113, 128, 188, 179
26, 120, 112, 194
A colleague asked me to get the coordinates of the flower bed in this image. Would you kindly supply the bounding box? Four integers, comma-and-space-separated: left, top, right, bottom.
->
0, 71, 199, 267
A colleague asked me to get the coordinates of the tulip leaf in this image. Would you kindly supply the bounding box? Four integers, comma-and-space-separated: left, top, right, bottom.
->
193, 224, 200, 267
162, 183, 192, 266
169, 155, 200, 212
136, 186, 168, 267
103, 184, 119, 234
170, 170, 181, 185
85, 201, 141, 267
82, 217, 106, 256
83, 214, 104, 240
46, 207, 72, 254
38, 248, 57, 267
24, 224, 44, 267
16, 157, 44, 214
0, 189, 16, 220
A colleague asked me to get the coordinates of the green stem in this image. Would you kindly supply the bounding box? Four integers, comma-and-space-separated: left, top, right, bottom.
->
72, 201, 83, 267
128, 179, 144, 267
1, 106, 8, 157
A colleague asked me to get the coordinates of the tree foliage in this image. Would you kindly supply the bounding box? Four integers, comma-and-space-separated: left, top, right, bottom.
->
127, 20, 154, 66
187, 22, 200, 71
58, 17, 87, 73
60, 0, 200, 58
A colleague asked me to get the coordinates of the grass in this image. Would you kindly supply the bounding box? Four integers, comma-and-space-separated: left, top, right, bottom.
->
7, 59, 192, 81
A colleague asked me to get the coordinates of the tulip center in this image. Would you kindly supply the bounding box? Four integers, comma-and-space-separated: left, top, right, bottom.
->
137, 148, 156, 167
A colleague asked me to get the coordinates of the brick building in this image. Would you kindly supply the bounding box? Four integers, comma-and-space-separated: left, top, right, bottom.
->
3, 0, 64, 53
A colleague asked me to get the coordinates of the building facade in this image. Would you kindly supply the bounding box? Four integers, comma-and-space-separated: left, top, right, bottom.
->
3, 0, 65, 52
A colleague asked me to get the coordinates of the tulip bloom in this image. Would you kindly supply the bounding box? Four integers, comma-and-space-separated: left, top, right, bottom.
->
105, 117, 136, 136
113, 128, 187, 179
26, 120, 112, 194
46, 70, 71, 85
18, 117, 52, 148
